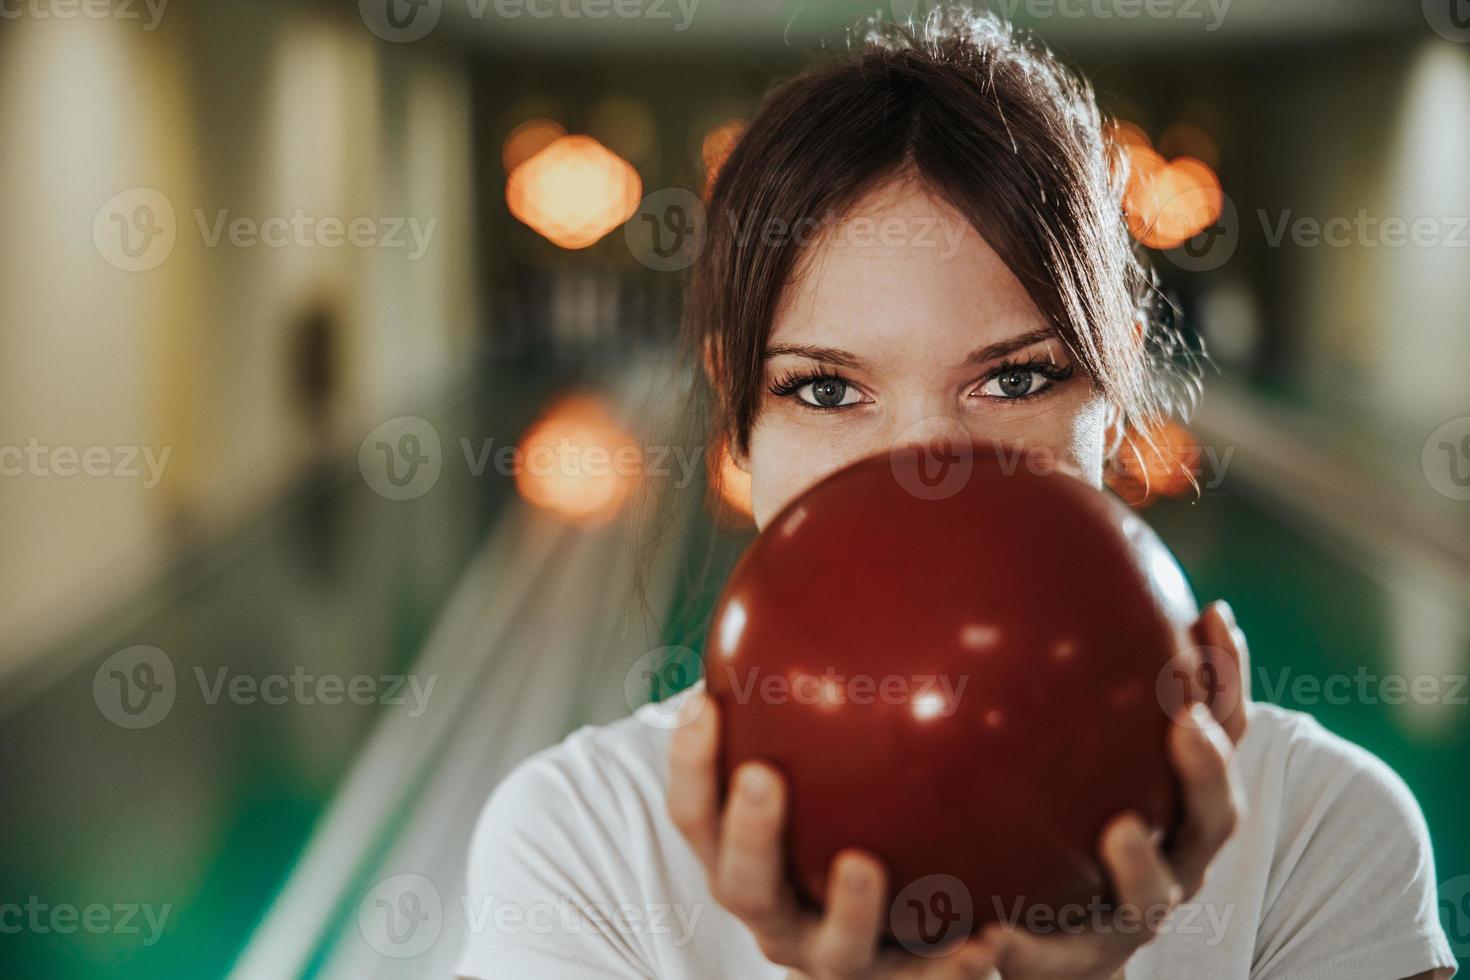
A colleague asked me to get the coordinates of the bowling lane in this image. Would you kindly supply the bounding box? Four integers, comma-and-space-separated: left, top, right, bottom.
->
0, 352, 600, 980
230, 352, 724, 979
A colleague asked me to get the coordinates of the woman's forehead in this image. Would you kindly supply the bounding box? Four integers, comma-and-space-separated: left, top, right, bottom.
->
767, 184, 1052, 362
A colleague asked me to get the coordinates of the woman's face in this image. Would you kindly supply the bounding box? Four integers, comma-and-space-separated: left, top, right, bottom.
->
739, 179, 1116, 530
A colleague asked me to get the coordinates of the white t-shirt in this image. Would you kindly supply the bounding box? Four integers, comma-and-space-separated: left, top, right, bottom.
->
456, 690, 1457, 979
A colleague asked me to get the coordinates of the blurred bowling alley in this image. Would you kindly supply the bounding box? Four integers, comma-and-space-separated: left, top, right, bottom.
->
2, 0, 1469, 976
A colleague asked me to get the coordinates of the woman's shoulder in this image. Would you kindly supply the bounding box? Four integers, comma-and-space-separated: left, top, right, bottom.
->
1134, 702, 1456, 978
469, 687, 690, 849
1233, 703, 1452, 965
1239, 701, 1427, 830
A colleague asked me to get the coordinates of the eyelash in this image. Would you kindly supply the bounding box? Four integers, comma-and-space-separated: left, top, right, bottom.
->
766, 358, 1076, 411
767, 367, 859, 406
981, 358, 1076, 401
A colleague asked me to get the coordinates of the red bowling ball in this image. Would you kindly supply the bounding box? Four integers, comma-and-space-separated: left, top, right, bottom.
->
704, 441, 1201, 946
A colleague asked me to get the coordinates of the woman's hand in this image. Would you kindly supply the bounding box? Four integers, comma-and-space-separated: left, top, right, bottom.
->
667, 690, 999, 979
977, 599, 1251, 977
666, 599, 1251, 979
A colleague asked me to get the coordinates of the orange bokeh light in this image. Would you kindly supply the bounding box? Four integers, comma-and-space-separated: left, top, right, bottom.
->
707, 437, 753, 527
1116, 121, 1223, 251
505, 135, 642, 249
1158, 121, 1220, 170
502, 118, 566, 174
515, 394, 642, 526
719, 443, 752, 514
1106, 421, 1200, 506
1108, 119, 1153, 154
701, 119, 745, 192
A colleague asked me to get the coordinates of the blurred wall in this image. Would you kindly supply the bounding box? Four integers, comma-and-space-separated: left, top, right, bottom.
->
0, 0, 478, 673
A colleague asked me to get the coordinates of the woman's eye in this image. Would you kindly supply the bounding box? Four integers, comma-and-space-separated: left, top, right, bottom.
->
797, 377, 862, 408
979, 369, 1047, 399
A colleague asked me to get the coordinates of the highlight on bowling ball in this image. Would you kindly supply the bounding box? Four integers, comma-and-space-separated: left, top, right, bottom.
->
704, 440, 1205, 950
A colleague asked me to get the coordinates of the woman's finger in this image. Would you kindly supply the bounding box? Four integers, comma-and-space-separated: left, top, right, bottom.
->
1191, 600, 1250, 744
715, 762, 810, 964
806, 850, 886, 976
666, 689, 720, 869
980, 921, 1109, 979
1166, 703, 1240, 896
884, 939, 1000, 979
1101, 812, 1181, 941
978, 813, 1180, 978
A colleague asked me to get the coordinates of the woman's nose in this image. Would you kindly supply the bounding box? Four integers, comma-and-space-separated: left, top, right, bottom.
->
883, 409, 981, 458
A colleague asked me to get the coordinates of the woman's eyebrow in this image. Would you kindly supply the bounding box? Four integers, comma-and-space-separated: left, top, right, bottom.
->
761, 343, 871, 370
962, 327, 1060, 366
762, 328, 1058, 372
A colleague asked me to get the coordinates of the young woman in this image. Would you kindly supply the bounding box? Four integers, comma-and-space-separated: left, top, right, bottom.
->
457, 12, 1456, 979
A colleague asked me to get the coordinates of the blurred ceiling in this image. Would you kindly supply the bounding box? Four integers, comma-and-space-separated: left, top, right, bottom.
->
435, 0, 1430, 52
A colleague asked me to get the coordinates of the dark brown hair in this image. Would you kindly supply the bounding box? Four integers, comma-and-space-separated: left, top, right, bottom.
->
684, 8, 1199, 474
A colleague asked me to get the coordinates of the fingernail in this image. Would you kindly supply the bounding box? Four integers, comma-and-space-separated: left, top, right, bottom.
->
738, 765, 774, 804
841, 861, 874, 895
956, 946, 997, 975
1216, 599, 1237, 629
1123, 815, 1151, 850
1190, 702, 1215, 729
